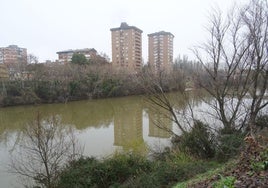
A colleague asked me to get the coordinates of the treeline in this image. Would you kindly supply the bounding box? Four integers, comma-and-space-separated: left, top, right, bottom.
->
0, 61, 192, 107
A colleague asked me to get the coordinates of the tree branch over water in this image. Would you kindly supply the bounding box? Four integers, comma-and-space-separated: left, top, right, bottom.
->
193, 0, 268, 134
8, 112, 83, 188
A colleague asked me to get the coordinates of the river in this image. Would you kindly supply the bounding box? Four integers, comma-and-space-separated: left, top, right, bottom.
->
0, 92, 207, 187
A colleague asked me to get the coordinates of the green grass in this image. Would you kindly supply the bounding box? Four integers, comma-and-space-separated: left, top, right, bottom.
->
212, 175, 236, 188
173, 159, 237, 188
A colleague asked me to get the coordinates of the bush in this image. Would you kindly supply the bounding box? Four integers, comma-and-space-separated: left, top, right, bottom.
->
2, 96, 24, 106
212, 175, 236, 188
178, 120, 216, 159
1, 90, 40, 106
57, 151, 219, 188
21, 89, 41, 104
92, 78, 123, 98
256, 115, 268, 129
57, 154, 153, 188
121, 159, 218, 187
35, 81, 57, 102
5, 81, 21, 96
215, 130, 245, 162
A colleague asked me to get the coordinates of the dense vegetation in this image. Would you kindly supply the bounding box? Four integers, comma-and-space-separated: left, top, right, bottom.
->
54, 116, 267, 188
56, 152, 219, 188
0, 63, 186, 107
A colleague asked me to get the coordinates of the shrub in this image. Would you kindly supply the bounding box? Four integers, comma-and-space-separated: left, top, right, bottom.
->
251, 148, 268, 172
121, 172, 159, 188
57, 151, 220, 188
5, 81, 21, 96
212, 175, 236, 188
2, 96, 24, 106
21, 89, 41, 104
121, 159, 218, 187
178, 120, 216, 159
57, 154, 153, 188
35, 81, 57, 102
256, 114, 268, 129
215, 130, 245, 162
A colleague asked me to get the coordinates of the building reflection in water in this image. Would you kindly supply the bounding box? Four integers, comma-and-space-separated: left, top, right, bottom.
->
112, 97, 173, 150
112, 99, 143, 148
148, 108, 172, 138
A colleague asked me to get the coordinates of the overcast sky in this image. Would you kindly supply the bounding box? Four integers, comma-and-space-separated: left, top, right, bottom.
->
1, 0, 246, 63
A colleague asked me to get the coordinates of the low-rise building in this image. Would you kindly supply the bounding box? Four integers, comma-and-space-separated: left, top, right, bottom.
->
0, 64, 9, 80
56, 48, 97, 64
0, 45, 28, 80
0, 45, 27, 66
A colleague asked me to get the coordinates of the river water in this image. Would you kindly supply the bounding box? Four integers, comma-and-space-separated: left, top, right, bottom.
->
0, 92, 207, 187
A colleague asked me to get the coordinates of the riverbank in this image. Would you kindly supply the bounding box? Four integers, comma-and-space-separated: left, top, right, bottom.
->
55, 133, 268, 188
0, 69, 185, 107
56, 151, 221, 188
0, 77, 145, 107
175, 135, 268, 187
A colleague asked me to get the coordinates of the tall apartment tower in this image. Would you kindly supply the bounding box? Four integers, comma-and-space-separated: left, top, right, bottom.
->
148, 31, 174, 72
110, 22, 143, 73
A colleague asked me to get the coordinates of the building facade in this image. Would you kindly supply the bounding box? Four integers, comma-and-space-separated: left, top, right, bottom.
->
0, 45, 27, 66
110, 22, 143, 73
148, 31, 174, 72
0, 45, 28, 79
0, 64, 9, 80
57, 48, 97, 64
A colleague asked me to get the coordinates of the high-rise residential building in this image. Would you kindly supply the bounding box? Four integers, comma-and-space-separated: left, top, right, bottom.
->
110, 22, 143, 73
148, 31, 174, 72
0, 45, 27, 66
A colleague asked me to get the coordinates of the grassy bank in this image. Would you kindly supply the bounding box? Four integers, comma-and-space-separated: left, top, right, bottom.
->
56, 119, 268, 188
56, 151, 220, 188
56, 138, 268, 188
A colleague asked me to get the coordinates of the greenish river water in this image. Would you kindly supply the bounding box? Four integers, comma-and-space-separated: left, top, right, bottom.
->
0, 92, 207, 187
0, 96, 178, 188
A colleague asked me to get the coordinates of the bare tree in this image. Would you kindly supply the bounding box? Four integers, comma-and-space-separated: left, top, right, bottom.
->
27, 54, 39, 64
192, 0, 268, 134
142, 0, 268, 139
141, 68, 188, 135
242, 0, 268, 133
9, 112, 83, 188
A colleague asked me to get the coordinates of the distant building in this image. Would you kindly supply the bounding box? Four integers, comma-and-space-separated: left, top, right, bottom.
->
0, 45, 27, 66
0, 45, 28, 80
148, 31, 174, 72
0, 64, 9, 80
110, 22, 143, 73
56, 48, 97, 64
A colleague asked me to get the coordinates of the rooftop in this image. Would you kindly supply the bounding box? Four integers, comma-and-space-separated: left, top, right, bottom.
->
148, 31, 174, 37
110, 22, 143, 33
57, 48, 97, 54
0, 45, 26, 50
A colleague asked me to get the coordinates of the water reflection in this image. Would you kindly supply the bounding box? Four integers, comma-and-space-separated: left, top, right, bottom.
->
0, 91, 209, 145
147, 108, 172, 138
0, 96, 167, 155
112, 97, 143, 147
0, 92, 209, 187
